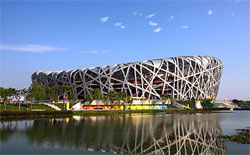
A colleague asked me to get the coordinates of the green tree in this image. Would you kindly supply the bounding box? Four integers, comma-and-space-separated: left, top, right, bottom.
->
84, 88, 102, 104
102, 95, 109, 105
108, 90, 117, 105
0, 87, 17, 110
46, 86, 57, 102
29, 84, 46, 101
160, 94, 169, 104
94, 88, 102, 101
170, 97, 175, 105
28, 84, 77, 103
63, 85, 77, 101
115, 91, 126, 105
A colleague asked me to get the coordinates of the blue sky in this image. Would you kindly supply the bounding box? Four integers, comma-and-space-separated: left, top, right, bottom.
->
0, 0, 249, 100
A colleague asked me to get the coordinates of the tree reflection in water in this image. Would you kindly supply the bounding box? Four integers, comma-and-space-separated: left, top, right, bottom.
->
1, 114, 226, 154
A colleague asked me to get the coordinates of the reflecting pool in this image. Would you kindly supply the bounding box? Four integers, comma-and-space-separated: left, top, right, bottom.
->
1, 111, 249, 154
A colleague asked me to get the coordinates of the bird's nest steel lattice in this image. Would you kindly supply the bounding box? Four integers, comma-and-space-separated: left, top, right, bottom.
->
31, 55, 223, 100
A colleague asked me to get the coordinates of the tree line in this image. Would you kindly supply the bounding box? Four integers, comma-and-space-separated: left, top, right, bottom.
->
84, 89, 173, 105
0, 87, 17, 102
0, 84, 77, 103
0, 87, 18, 110
27, 84, 77, 102
232, 99, 250, 106
84, 88, 133, 105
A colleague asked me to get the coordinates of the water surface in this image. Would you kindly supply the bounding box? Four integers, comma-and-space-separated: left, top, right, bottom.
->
1, 111, 249, 154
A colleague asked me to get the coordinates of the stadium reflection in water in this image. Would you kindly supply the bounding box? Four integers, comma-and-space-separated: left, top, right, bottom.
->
1, 114, 226, 154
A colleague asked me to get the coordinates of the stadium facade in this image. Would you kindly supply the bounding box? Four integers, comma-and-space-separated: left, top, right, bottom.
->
32, 56, 223, 100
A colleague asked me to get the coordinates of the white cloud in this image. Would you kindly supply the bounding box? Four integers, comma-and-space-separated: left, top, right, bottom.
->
120, 25, 126, 29
0, 44, 110, 55
134, 12, 143, 16
170, 16, 174, 20
0, 44, 67, 53
89, 51, 99, 54
146, 13, 156, 18
100, 16, 109, 23
114, 23, 123, 26
181, 25, 189, 29
154, 28, 161, 32
208, 10, 213, 15
114, 23, 125, 29
149, 21, 158, 26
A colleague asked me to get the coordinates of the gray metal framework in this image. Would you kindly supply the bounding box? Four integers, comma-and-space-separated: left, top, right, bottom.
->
31, 56, 223, 100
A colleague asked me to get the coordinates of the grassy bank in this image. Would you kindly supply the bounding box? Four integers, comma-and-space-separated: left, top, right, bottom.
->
0, 108, 230, 120
1, 111, 73, 120
0, 104, 54, 111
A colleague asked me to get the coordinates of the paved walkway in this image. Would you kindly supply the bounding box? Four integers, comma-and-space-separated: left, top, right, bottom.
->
41, 103, 61, 111
173, 101, 190, 109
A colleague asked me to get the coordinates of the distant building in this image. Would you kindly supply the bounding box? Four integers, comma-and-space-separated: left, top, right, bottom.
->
32, 56, 223, 100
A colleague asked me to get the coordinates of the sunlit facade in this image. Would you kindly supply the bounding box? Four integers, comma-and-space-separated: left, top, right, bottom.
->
32, 55, 223, 100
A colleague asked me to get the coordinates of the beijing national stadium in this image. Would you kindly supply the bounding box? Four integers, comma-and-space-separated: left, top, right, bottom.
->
31, 56, 223, 100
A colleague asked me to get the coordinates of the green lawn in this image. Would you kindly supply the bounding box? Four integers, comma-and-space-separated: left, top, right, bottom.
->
0, 104, 54, 111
